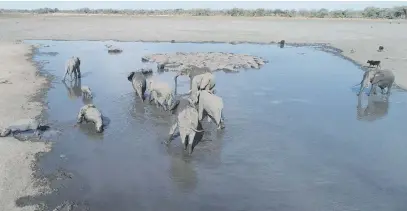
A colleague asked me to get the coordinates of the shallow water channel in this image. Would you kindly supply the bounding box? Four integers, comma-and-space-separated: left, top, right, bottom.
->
25, 40, 407, 210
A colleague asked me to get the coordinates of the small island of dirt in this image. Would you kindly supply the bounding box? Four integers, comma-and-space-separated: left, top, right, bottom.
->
142, 52, 268, 73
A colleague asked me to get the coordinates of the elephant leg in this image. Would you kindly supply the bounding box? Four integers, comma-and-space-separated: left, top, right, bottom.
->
77, 66, 81, 78
187, 132, 196, 155
386, 83, 393, 95
166, 122, 178, 145
368, 84, 375, 96
63, 70, 68, 81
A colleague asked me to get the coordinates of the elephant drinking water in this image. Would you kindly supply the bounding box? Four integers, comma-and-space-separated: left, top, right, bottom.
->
76, 104, 105, 133
63, 56, 81, 81
357, 69, 395, 96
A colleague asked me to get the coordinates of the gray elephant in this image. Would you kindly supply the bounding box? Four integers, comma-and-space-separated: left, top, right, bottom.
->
357, 94, 389, 122
148, 79, 174, 111
127, 71, 147, 102
357, 69, 395, 96
189, 72, 216, 95
166, 101, 204, 155
174, 65, 210, 90
190, 90, 225, 129
63, 56, 81, 81
76, 104, 104, 133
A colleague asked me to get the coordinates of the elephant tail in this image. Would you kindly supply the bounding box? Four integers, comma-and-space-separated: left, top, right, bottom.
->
191, 127, 204, 133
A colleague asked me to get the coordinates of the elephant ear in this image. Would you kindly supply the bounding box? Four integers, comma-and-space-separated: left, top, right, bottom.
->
199, 75, 210, 90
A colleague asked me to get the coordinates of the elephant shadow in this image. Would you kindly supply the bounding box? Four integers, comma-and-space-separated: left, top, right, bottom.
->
62, 78, 82, 100
357, 94, 389, 122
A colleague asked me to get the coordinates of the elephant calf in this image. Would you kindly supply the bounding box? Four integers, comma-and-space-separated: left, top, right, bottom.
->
63, 56, 81, 81
77, 104, 104, 133
190, 90, 225, 129
81, 86, 93, 98
127, 71, 147, 102
166, 101, 204, 155
357, 69, 395, 96
148, 79, 174, 111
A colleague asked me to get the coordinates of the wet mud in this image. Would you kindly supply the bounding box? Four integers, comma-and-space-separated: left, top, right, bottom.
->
19, 40, 407, 211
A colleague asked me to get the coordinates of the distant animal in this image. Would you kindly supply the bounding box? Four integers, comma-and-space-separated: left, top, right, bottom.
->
357, 69, 395, 96
127, 71, 147, 102
279, 40, 285, 48
81, 86, 93, 98
148, 78, 174, 111
350, 49, 356, 53
378, 46, 384, 52
76, 104, 105, 133
190, 90, 225, 129
367, 60, 381, 68
166, 99, 204, 155
63, 56, 81, 81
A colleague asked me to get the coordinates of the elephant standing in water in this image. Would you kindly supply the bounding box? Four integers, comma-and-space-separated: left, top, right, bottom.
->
357, 94, 389, 122
148, 79, 174, 111
63, 56, 81, 81
357, 69, 395, 96
127, 71, 147, 102
166, 98, 204, 155
189, 72, 216, 94
76, 104, 105, 133
174, 65, 211, 91
190, 90, 225, 129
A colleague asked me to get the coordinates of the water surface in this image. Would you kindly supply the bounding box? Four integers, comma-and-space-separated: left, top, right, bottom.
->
26, 40, 407, 211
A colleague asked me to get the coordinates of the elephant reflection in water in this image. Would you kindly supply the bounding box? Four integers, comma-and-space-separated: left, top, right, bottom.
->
169, 156, 198, 192
62, 78, 93, 104
357, 94, 389, 122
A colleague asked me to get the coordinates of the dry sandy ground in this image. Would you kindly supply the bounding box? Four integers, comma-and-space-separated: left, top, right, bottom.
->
0, 14, 406, 210
0, 42, 50, 210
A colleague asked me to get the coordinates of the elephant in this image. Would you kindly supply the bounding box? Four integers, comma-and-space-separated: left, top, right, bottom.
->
190, 90, 225, 130
148, 79, 174, 111
357, 69, 395, 96
168, 96, 195, 116
166, 102, 204, 155
76, 104, 105, 133
188, 72, 216, 95
174, 65, 210, 90
81, 86, 93, 98
356, 94, 389, 122
127, 71, 147, 102
63, 56, 81, 81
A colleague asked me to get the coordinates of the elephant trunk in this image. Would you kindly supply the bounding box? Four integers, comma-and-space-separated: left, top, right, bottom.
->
95, 120, 103, 133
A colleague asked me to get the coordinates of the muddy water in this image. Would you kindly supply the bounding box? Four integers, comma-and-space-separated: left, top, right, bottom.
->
26, 40, 407, 211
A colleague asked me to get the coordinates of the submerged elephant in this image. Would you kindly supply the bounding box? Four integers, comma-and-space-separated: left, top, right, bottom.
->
148, 79, 174, 111
127, 71, 147, 102
76, 104, 105, 133
174, 65, 210, 90
357, 69, 395, 96
190, 90, 225, 129
166, 100, 204, 155
357, 94, 389, 122
63, 56, 81, 81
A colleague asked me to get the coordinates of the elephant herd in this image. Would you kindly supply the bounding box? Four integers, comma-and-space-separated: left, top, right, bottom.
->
64, 56, 225, 155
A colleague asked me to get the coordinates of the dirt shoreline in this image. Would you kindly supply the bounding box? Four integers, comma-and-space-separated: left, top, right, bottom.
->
0, 14, 406, 210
